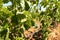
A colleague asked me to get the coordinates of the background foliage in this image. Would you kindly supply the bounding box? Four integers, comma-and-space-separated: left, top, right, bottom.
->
0, 0, 60, 40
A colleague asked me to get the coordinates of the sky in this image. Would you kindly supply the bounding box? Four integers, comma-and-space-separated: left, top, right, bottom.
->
3, 1, 12, 7
3, 0, 41, 6
3, 0, 46, 11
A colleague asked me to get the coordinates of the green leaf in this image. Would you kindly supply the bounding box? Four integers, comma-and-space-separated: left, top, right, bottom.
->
25, 1, 30, 11
3, 0, 9, 3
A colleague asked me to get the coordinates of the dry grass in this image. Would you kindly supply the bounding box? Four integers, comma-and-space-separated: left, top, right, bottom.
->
24, 19, 60, 40
48, 23, 60, 40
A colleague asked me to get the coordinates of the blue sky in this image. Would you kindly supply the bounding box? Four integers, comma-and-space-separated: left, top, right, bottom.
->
3, 1, 12, 7
3, 0, 42, 6
3, 0, 46, 11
